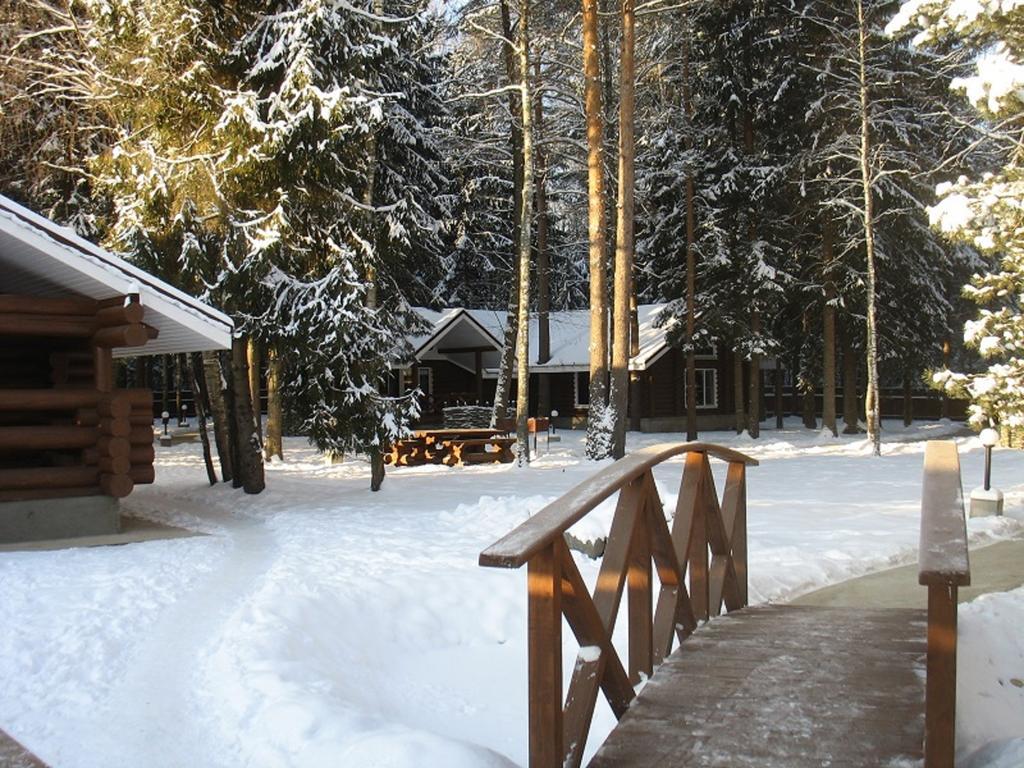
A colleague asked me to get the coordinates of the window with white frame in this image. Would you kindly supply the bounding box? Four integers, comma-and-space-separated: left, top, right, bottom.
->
574, 371, 590, 409
684, 368, 718, 409
416, 367, 433, 396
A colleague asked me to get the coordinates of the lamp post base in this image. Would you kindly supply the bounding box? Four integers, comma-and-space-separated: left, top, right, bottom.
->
970, 486, 1004, 517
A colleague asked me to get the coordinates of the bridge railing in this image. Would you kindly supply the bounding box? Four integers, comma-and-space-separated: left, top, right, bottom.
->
479, 442, 757, 768
919, 440, 971, 768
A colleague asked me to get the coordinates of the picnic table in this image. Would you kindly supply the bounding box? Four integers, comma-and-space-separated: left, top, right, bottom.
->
384, 428, 515, 467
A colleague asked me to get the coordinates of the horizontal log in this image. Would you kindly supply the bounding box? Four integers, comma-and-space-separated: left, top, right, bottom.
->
0, 485, 102, 503
129, 465, 155, 484
0, 465, 98, 491
130, 426, 154, 444
0, 293, 99, 316
99, 473, 133, 498
0, 391, 105, 415
125, 389, 154, 407
98, 417, 130, 438
0, 425, 97, 451
129, 414, 153, 427
92, 324, 148, 348
129, 444, 155, 465
95, 302, 144, 328
96, 436, 130, 460
0, 315, 94, 338
97, 455, 132, 475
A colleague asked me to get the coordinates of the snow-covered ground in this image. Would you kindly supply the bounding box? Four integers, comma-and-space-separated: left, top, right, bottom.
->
1, 419, 1022, 768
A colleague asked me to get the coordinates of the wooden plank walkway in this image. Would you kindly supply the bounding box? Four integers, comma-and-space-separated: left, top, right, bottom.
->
590, 605, 927, 767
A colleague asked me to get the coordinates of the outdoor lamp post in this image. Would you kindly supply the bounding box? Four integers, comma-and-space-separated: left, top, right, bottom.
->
549, 409, 561, 443
160, 410, 173, 447
970, 427, 1004, 517
179, 403, 189, 428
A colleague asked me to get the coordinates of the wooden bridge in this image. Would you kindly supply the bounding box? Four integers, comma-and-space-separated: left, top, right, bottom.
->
480, 441, 968, 767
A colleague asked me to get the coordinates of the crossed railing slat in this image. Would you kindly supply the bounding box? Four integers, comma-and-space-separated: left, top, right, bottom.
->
480, 443, 757, 768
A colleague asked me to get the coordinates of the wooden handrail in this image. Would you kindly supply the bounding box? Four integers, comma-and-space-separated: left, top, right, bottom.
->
480, 443, 754, 767
919, 440, 971, 768
919, 440, 970, 587
480, 442, 757, 569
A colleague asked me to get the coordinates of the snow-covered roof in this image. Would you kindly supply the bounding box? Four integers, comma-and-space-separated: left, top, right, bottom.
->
0, 195, 232, 356
411, 304, 673, 372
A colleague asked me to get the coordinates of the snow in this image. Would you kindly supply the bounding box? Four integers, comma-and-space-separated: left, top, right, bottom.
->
958, 585, 1024, 767
2, 420, 1023, 767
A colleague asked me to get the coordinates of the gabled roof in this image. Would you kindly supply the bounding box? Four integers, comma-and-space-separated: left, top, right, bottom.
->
0, 195, 232, 356
410, 307, 505, 359
411, 304, 674, 372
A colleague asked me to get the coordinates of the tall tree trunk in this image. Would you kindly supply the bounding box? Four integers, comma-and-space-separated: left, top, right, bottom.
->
189, 352, 217, 485
247, 337, 262, 441
748, 310, 761, 438
230, 336, 265, 494
583, 0, 610, 458
628, 289, 642, 433
610, 0, 636, 459
733, 353, 746, 434
940, 338, 951, 419
902, 374, 913, 427
857, 0, 881, 456
264, 345, 283, 461
683, 25, 698, 442
491, 0, 526, 427
221, 350, 241, 487
841, 326, 861, 434
801, 309, 817, 429
161, 354, 170, 418
535, 57, 552, 420
774, 360, 784, 429
742, 94, 760, 439
822, 221, 838, 437
202, 350, 233, 482
514, 0, 535, 466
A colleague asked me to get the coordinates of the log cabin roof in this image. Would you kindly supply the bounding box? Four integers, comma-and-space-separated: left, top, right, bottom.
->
0, 195, 232, 356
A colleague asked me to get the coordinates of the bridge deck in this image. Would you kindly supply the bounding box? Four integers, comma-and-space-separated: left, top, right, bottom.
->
590, 605, 927, 767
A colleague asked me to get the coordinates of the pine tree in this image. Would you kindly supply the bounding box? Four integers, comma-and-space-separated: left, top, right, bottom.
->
891, 1, 1024, 440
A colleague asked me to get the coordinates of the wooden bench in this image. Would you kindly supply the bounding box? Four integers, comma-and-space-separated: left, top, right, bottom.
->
479, 440, 969, 768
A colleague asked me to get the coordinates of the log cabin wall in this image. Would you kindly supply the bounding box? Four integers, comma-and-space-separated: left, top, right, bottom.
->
0, 293, 155, 506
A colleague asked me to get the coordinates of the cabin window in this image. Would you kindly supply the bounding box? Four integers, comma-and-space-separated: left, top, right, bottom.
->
574, 371, 590, 409
417, 367, 433, 396
684, 368, 718, 409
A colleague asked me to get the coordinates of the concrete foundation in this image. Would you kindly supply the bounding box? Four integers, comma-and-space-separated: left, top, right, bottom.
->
0, 496, 120, 544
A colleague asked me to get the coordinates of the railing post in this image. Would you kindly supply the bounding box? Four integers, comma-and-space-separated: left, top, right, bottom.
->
528, 542, 563, 768
925, 583, 958, 768
628, 483, 653, 684
689, 455, 710, 621
732, 462, 748, 608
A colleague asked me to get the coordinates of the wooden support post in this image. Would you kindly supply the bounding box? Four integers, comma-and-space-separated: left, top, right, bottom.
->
528, 543, 562, 768
924, 584, 958, 768
628, 500, 653, 684
689, 458, 710, 622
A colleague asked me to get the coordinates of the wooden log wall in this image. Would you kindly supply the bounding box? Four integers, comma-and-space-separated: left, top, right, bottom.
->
0, 293, 156, 503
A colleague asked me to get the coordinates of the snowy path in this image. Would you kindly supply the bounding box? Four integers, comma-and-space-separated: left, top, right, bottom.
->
1, 422, 1022, 768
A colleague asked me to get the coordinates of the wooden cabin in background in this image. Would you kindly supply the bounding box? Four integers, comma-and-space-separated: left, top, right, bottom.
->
0, 195, 232, 543
401, 305, 961, 430
397, 304, 738, 430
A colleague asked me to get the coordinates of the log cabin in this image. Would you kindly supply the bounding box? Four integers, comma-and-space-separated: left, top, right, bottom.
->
0, 194, 232, 543
392, 305, 739, 430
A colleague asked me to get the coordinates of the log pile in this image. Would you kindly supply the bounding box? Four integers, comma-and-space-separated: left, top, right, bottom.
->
0, 293, 156, 503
